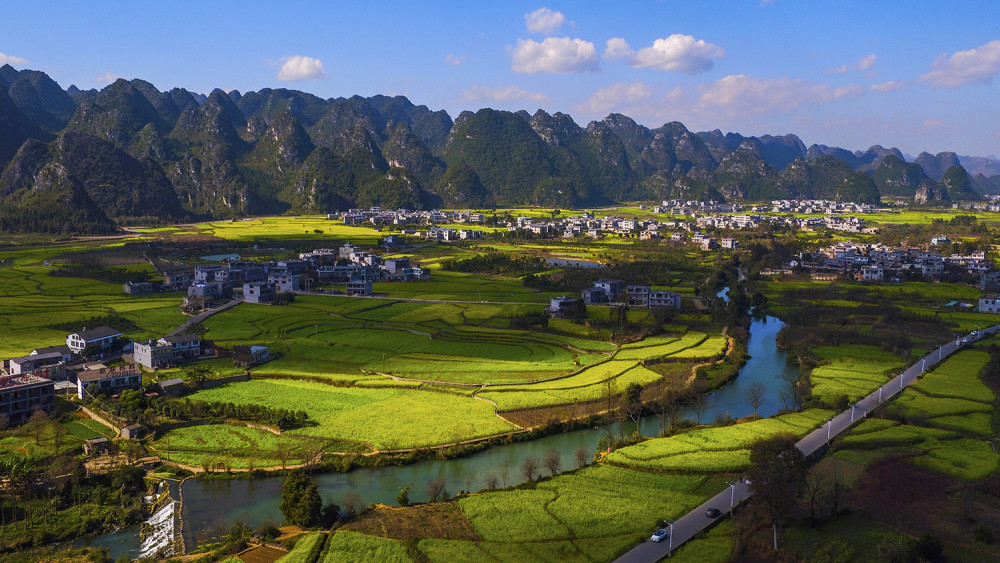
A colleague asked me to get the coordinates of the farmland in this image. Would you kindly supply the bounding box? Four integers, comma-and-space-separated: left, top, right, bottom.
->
606, 410, 833, 472
186, 379, 519, 450
834, 349, 999, 481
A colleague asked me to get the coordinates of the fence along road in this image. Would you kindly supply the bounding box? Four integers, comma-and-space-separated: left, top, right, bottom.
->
614, 325, 999, 563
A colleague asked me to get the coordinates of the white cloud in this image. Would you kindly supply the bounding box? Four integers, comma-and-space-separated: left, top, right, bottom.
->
696, 74, 862, 117
276, 55, 326, 81
511, 37, 599, 74
445, 53, 467, 66
525, 7, 568, 35
920, 40, 1000, 88
869, 80, 905, 93
604, 34, 724, 74
826, 54, 876, 75
462, 84, 551, 104
575, 82, 654, 115
93, 71, 123, 84
603, 37, 634, 60
0, 52, 28, 65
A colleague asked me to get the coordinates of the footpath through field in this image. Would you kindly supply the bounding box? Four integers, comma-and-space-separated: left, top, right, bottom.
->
614, 324, 1000, 563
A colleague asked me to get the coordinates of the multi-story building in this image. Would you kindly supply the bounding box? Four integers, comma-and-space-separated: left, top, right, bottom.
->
0, 374, 55, 425
66, 326, 122, 354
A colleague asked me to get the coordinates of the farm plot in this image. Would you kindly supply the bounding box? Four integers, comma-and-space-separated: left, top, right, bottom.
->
205, 300, 597, 384
275, 532, 325, 563
150, 424, 316, 468
0, 266, 183, 358
911, 439, 1000, 481
324, 531, 413, 562
607, 410, 832, 472
910, 350, 993, 403
436, 464, 706, 561
807, 345, 902, 402
478, 362, 663, 410
188, 379, 518, 449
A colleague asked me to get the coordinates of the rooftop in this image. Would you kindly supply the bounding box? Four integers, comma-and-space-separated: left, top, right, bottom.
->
72, 326, 121, 341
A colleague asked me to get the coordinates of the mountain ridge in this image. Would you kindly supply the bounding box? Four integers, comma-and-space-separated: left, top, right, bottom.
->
1, 64, 997, 233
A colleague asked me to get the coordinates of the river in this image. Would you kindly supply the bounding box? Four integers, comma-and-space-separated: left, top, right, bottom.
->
86, 287, 796, 557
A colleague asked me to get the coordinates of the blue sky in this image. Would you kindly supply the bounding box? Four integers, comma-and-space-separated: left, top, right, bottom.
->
3, 1, 999, 157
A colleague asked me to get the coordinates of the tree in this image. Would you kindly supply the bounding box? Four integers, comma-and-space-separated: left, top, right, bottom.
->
184, 364, 211, 388
426, 476, 446, 502
280, 471, 322, 527
743, 381, 766, 417
396, 483, 411, 507
483, 473, 499, 489
603, 378, 619, 439
520, 456, 538, 481
574, 447, 589, 468
691, 393, 706, 425
542, 449, 561, 476
26, 409, 50, 445
622, 382, 644, 427
499, 459, 510, 488
745, 434, 808, 551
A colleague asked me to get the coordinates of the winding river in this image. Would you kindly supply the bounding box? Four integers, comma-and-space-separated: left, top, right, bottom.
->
81, 293, 796, 558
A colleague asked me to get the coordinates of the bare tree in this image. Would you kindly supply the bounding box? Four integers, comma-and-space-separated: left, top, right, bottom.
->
623, 382, 644, 427
275, 442, 291, 470
483, 473, 499, 489
542, 449, 561, 476
805, 471, 826, 522
655, 389, 676, 437
341, 491, 364, 517
426, 476, 446, 502
744, 381, 766, 417
691, 393, 706, 425
27, 409, 49, 445
574, 447, 589, 468
499, 459, 510, 488
603, 377, 619, 434
520, 456, 538, 482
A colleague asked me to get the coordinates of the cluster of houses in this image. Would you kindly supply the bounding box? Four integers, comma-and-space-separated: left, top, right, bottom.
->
1, 327, 131, 420
126, 244, 429, 309
548, 279, 682, 317
761, 240, 996, 286
0, 323, 272, 425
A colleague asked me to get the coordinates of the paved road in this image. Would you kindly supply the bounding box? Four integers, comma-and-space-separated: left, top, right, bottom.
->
615, 325, 998, 562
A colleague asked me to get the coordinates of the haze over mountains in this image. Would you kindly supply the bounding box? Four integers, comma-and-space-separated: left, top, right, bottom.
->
1, 64, 999, 234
